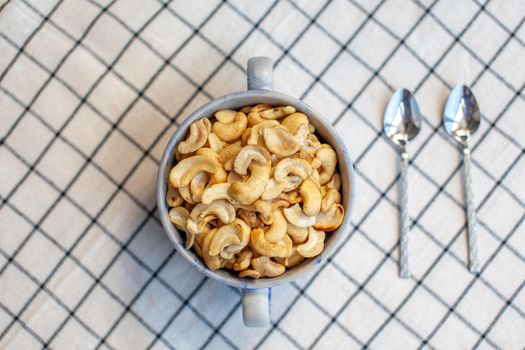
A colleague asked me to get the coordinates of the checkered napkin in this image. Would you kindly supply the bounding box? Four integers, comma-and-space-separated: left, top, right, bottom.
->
1, 0, 524, 349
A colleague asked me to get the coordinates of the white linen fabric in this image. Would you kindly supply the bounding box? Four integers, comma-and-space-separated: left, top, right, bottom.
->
0, 0, 524, 349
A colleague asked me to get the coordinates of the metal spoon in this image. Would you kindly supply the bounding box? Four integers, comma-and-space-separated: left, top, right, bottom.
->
443, 85, 481, 274
383, 88, 422, 278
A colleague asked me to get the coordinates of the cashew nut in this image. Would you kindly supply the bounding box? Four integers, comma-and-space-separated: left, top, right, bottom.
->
281, 112, 308, 133
251, 256, 286, 277
247, 112, 265, 126
201, 183, 234, 204
286, 222, 308, 244
169, 155, 217, 188
190, 172, 209, 203
178, 185, 193, 204
295, 124, 321, 155
214, 109, 237, 123
279, 190, 302, 204
237, 208, 263, 228
227, 171, 242, 184
273, 158, 312, 183
223, 218, 251, 256
195, 148, 227, 184
208, 133, 223, 152
263, 127, 300, 158
297, 227, 325, 258
209, 223, 241, 257
326, 173, 341, 191
264, 209, 287, 243
177, 118, 210, 154
268, 198, 290, 212
261, 179, 284, 200
201, 228, 221, 270
169, 207, 189, 231
300, 179, 322, 216
314, 204, 344, 231
251, 104, 273, 113
191, 199, 236, 223
219, 141, 242, 164
166, 184, 184, 207
316, 146, 337, 185
240, 106, 253, 114
187, 200, 236, 235
283, 204, 315, 227
247, 120, 279, 145
275, 246, 305, 268
212, 111, 247, 141
241, 127, 251, 145
250, 228, 291, 258
239, 269, 261, 279
233, 249, 253, 271
229, 161, 270, 205
321, 188, 341, 212
233, 145, 271, 175
259, 106, 295, 120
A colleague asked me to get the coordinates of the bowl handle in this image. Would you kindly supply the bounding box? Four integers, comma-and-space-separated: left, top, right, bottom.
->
242, 288, 270, 327
247, 57, 273, 90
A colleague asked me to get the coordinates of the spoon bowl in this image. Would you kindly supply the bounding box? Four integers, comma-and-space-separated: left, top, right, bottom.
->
384, 88, 422, 148
443, 85, 480, 144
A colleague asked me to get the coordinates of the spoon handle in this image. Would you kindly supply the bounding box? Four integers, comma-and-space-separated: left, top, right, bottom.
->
400, 151, 411, 278
463, 146, 480, 274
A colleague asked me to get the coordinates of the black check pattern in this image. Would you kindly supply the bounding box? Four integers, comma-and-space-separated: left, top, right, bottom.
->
0, 0, 524, 349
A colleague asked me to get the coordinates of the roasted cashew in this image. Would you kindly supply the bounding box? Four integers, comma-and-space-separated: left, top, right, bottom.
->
316, 146, 337, 185
229, 161, 270, 205
263, 127, 300, 158
286, 222, 308, 244
275, 246, 305, 268
250, 228, 291, 258
300, 179, 322, 216
195, 148, 227, 184
190, 172, 209, 203
237, 208, 263, 228
214, 109, 237, 123
177, 118, 210, 154
233, 249, 253, 271
166, 184, 184, 207
314, 204, 344, 231
297, 228, 325, 258
321, 188, 341, 212
233, 145, 271, 175
169, 155, 217, 188
247, 120, 279, 145
201, 228, 221, 270
273, 158, 312, 183
247, 112, 265, 126
326, 173, 341, 191
251, 256, 286, 277
212, 111, 248, 141
259, 106, 295, 120
264, 209, 287, 243
208, 133, 223, 152
281, 112, 308, 133
201, 183, 234, 204
283, 204, 315, 228
178, 185, 194, 204
239, 269, 261, 278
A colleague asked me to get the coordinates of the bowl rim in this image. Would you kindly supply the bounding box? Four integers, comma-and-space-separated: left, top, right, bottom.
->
157, 89, 356, 289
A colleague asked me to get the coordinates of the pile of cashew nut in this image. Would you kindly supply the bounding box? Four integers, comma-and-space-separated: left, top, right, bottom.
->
166, 105, 344, 278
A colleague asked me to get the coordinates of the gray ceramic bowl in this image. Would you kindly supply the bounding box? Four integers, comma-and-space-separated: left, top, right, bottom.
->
157, 57, 355, 327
